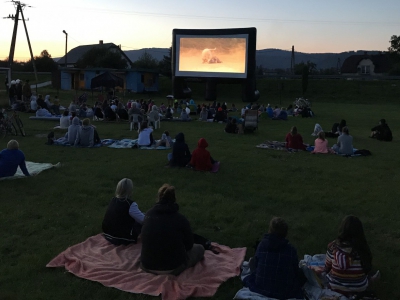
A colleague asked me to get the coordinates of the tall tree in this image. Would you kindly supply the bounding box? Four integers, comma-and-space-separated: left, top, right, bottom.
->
76, 47, 129, 69
388, 35, 400, 54
131, 51, 159, 69
388, 35, 400, 75
25, 49, 57, 72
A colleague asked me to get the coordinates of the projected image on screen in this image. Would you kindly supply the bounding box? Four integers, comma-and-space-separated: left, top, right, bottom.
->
176, 36, 247, 78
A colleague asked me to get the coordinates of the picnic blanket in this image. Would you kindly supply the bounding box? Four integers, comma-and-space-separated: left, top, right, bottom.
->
50, 138, 115, 148
161, 117, 192, 122
29, 116, 61, 121
0, 161, 61, 181
47, 234, 246, 300
256, 141, 307, 152
108, 139, 171, 150
234, 256, 348, 300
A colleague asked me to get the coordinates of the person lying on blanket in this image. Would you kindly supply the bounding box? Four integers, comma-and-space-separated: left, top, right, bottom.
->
187, 138, 218, 171
332, 126, 353, 155
243, 217, 305, 299
323, 215, 380, 297
168, 132, 191, 167
285, 126, 306, 150
102, 178, 145, 245
140, 184, 205, 275
0, 140, 30, 178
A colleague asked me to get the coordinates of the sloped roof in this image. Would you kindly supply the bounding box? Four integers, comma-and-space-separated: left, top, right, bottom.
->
57, 43, 132, 66
341, 53, 392, 73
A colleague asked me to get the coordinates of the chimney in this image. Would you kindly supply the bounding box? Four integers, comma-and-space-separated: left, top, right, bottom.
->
99, 40, 103, 45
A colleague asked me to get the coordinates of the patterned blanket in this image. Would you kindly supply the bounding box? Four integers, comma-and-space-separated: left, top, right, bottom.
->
108, 139, 171, 150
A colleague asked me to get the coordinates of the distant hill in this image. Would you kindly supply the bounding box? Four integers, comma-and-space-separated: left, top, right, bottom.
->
56, 47, 382, 70
124, 48, 381, 70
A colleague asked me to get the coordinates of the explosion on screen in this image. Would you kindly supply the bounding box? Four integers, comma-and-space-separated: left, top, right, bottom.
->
178, 37, 246, 74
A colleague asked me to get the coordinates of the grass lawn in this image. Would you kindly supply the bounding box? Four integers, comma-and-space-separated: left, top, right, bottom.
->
0, 78, 399, 299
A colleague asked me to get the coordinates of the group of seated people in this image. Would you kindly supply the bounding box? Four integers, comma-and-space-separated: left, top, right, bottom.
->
55, 117, 101, 147
102, 178, 380, 298
166, 132, 218, 171
32, 94, 62, 116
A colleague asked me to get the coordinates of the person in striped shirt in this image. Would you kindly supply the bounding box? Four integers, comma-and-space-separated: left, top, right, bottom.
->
325, 215, 379, 296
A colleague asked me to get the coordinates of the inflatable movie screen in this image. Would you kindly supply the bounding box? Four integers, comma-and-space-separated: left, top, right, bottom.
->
172, 28, 256, 79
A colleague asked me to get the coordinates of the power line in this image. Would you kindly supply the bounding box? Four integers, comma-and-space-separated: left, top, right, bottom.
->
53, 5, 400, 26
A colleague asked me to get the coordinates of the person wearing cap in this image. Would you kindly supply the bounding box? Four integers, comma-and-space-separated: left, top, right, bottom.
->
0, 140, 30, 178
370, 119, 393, 141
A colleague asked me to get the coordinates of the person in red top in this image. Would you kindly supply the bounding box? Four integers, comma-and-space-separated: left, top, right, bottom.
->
188, 138, 216, 171
285, 126, 306, 150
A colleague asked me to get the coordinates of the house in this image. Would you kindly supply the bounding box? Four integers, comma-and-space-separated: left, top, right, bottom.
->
52, 68, 159, 93
341, 52, 392, 76
57, 40, 132, 69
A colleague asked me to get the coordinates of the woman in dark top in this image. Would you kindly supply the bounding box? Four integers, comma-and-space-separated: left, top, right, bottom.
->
169, 132, 191, 167
140, 184, 204, 275
102, 178, 145, 245
285, 126, 306, 150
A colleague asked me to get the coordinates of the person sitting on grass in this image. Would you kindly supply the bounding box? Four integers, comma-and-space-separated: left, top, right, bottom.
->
266, 104, 274, 118
116, 102, 129, 120
74, 118, 98, 147
137, 121, 154, 147
324, 215, 380, 296
0, 139, 30, 178
225, 117, 238, 134
168, 132, 191, 167
243, 217, 305, 299
164, 106, 173, 119
35, 106, 52, 117
140, 184, 205, 275
199, 106, 208, 121
65, 116, 81, 145
188, 138, 217, 171
332, 126, 353, 155
272, 107, 288, 120
36, 94, 47, 110
156, 131, 173, 147
214, 107, 225, 123
312, 131, 334, 154
59, 110, 70, 129
180, 109, 191, 121
285, 126, 306, 150
102, 178, 145, 245
370, 119, 392, 141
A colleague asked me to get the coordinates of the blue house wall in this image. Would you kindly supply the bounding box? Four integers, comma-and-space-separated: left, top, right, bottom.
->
60, 71, 71, 90
84, 71, 97, 89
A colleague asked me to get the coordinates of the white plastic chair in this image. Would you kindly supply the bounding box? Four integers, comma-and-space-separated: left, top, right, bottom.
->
130, 114, 141, 131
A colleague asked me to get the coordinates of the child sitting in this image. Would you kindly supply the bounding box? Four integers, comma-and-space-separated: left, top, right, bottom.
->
188, 138, 217, 171
156, 131, 173, 147
312, 131, 334, 154
243, 217, 305, 299
225, 118, 238, 134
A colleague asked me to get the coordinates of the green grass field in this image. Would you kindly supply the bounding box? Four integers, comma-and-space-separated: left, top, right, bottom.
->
0, 78, 399, 299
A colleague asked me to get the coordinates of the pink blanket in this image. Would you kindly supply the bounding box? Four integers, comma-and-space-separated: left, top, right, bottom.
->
47, 234, 246, 300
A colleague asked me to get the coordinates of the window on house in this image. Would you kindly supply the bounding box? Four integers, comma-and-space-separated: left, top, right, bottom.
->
361, 65, 370, 74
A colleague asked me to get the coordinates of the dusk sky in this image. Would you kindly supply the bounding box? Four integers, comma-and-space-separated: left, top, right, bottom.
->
0, 0, 399, 61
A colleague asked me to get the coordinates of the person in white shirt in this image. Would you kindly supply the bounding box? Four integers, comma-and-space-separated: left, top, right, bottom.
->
30, 95, 38, 112
137, 122, 154, 147
59, 111, 70, 128
36, 107, 52, 117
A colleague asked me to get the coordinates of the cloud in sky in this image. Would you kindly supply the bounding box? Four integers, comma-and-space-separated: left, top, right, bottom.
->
0, 0, 399, 61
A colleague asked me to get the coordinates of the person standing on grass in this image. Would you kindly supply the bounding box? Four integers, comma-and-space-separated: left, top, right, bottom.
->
140, 184, 204, 275
324, 215, 380, 296
22, 79, 32, 102
0, 140, 30, 178
243, 217, 305, 299
102, 178, 145, 245
285, 126, 306, 150
332, 126, 353, 155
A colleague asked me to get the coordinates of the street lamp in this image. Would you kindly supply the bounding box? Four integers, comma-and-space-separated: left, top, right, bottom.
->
62, 30, 68, 67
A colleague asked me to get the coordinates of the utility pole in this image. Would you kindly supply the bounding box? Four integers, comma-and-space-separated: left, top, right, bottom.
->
4, 1, 39, 93
290, 45, 295, 75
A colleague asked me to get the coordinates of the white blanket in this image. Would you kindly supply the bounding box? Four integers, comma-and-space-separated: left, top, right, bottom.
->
0, 161, 61, 181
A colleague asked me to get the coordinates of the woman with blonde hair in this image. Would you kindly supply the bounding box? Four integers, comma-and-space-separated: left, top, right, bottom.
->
312, 131, 334, 154
102, 178, 145, 245
0, 139, 30, 178
140, 184, 204, 275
